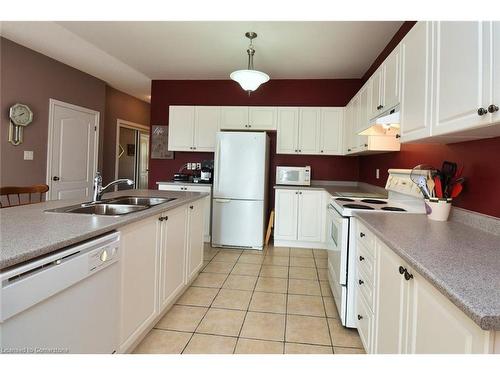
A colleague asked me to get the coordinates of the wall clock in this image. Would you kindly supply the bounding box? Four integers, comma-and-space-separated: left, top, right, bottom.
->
8, 103, 33, 145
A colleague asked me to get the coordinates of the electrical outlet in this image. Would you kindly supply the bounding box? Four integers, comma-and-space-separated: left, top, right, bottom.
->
196, 163, 201, 170
24, 151, 34, 160
376, 169, 380, 179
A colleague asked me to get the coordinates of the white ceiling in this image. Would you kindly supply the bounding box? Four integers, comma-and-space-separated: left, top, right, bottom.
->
1, 21, 403, 102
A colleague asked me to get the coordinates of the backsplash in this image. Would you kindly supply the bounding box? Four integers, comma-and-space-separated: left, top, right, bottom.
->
358, 136, 500, 218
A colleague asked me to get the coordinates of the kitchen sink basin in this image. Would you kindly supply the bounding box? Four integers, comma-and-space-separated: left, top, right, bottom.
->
106, 196, 176, 206
54, 203, 149, 216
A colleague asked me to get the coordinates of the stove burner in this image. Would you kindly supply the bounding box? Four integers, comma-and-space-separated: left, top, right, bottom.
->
336, 198, 355, 202
381, 206, 407, 212
361, 199, 387, 204
343, 204, 375, 210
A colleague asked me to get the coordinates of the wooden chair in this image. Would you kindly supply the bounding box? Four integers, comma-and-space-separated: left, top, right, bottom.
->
0, 184, 49, 208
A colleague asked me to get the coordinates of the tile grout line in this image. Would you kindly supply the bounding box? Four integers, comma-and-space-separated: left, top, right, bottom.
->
314, 249, 335, 350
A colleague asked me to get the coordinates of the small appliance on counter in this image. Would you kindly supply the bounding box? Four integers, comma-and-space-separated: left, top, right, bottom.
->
276, 166, 311, 186
200, 160, 214, 183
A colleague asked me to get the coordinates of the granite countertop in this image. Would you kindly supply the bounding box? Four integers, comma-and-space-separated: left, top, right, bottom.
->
354, 212, 500, 330
157, 181, 212, 187
274, 181, 388, 198
0, 189, 208, 271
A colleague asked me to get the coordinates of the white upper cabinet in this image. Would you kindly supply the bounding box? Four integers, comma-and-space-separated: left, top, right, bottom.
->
168, 106, 195, 151
168, 106, 219, 152
384, 45, 402, 111
194, 106, 220, 151
248, 107, 277, 130
220, 106, 249, 129
319, 107, 344, 155
432, 21, 490, 136
400, 22, 433, 142
277, 107, 299, 154
369, 68, 384, 119
298, 107, 321, 154
492, 21, 500, 124
356, 84, 370, 149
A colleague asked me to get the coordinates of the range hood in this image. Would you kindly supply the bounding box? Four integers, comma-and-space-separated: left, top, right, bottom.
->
359, 106, 400, 136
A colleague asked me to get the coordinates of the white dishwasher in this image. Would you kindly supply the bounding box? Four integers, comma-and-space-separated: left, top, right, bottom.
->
0, 232, 120, 354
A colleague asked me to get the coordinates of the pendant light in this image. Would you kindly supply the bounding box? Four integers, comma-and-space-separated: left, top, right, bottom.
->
230, 32, 270, 94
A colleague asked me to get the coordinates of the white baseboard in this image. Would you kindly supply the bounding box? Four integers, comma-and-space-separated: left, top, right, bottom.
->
273, 239, 327, 249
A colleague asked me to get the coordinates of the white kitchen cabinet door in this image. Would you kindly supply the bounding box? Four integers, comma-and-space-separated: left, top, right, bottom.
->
345, 99, 357, 154
406, 267, 490, 354
356, 85, 370, 149
168, 106, 195, 151
375, 242, 409, 354
384, 45, 401, 111
274, 189, 298, 241
319, 107, 344, 155
249, 107, 277, 130
491, 21, 500, 124
220, 106, 249, 130
186, 199, 205, 282
369, 69, 384, 119
119, 215, 159, 352
432, 21, 490, 135
297, 190, 323, 242
298, 107, 320, 154
194, 106, 220, 151
400, 22, 433, 142
277, 107, 299, 154
159, 205, 187, 311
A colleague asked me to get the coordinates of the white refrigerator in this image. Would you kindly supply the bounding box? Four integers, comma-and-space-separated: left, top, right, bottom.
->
211, 132, 269, 250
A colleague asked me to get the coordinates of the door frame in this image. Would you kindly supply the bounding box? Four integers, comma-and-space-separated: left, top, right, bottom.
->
46, 99, 100, 200
115, 119, 149, 187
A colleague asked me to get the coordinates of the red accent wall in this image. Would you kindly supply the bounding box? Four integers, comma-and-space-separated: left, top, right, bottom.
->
149, 79, 363, 197
358, 138, 500, 217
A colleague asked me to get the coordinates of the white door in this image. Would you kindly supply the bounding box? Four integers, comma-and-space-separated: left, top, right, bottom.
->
400, 21, 433, 142
274, 189, 298, 241
248, 107, 277, 130
168, 106, 195, 151
298, 107, 320, 154
276, 107, 299, 154
138, 133, 149, 189
47, 99, 99, 201
384, 45, 401, 110
220, 106, 249, 129
375, 243, 409, 354
186, 200, 205, 281
194, 106, 220, 151
119, 215, 159, 352
212, 198, 264, 248
213, 132, 267, 200
433, 21, 490, 135
297, 190, 323, 242
319, 108, 344, 155
159, 205, 187, 310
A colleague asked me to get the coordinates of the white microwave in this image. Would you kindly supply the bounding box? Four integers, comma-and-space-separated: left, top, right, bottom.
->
276, 166, 311, 186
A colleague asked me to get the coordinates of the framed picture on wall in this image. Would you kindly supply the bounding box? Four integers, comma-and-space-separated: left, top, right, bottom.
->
151, 125, 174, 159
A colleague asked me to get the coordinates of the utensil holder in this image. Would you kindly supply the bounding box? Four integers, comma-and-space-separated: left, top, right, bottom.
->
425, 198, 452, 221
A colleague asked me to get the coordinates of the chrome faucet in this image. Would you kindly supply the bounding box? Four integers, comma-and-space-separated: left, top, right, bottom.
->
92, 172, 134, 202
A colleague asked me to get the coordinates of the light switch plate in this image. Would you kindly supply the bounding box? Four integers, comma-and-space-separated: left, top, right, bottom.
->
24, 151, 34, 160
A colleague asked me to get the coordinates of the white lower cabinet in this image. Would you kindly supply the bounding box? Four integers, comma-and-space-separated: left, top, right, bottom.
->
118, 198, 205, 353
274, 189, 325, 247
158, 183, 211, 242
354, 219, 494, 354
158, 205, 187, 312
119, 215, 160, 353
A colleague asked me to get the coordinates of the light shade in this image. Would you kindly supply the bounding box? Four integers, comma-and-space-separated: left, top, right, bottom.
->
230, 69, 270, 92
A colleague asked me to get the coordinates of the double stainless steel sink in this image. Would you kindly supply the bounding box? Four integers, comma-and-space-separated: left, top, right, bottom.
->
45, 196, 177, 216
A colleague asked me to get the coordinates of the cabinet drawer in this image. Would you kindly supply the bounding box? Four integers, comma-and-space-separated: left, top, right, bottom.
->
357, 265, 375, 312
356, 220, 375, 250
357, 240, 375, 284
356, 287, 373, 353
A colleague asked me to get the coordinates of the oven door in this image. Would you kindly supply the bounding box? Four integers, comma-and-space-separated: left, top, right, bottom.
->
326, 204, 349, 286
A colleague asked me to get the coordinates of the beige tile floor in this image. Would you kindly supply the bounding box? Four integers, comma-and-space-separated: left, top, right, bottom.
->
133, 244, 365, 355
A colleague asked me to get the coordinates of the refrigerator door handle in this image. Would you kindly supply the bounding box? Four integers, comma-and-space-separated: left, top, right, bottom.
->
214, 198, 231, 203
214, 139, 221, 195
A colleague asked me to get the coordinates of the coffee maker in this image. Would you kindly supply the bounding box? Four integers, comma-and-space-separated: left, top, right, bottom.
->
200, 160, 214, 183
